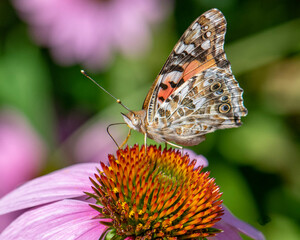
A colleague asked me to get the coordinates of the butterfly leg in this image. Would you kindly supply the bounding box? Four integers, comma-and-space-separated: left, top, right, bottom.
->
144, 133, 147, 154
120, 128, 131, 148
165, 141, 183, 155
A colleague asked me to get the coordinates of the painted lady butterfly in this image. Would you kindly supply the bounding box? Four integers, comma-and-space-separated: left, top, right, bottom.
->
121, 8, 248, 148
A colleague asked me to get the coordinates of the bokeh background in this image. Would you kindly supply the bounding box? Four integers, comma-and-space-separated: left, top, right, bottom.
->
0, 0, 299, 239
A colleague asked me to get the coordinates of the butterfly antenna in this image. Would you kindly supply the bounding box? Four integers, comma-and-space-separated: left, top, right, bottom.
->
81, 70, 133, 113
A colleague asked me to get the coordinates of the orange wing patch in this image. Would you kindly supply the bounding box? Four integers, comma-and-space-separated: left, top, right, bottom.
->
183, 56, 216, 81
157, 57, 217, 103
157, 75, 174, 102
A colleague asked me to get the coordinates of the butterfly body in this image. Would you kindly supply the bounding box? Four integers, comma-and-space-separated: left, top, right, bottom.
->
122, 8, 247, 147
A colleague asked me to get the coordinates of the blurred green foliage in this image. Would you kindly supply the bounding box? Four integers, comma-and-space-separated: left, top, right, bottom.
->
0, 0, 299, 239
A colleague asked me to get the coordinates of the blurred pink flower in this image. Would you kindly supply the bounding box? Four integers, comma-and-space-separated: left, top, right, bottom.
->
13, 0, 171, 70
0, 109, 46, 232
68, 120, 122, 163
55, 111, 132, 164
71, 124, 207, 164
0, 146, 264, 239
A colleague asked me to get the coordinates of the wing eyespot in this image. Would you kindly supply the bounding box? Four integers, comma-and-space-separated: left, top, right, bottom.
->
219, 103, 231, 113
132, 117, 140, 126
216, 89, 224, 95
210, 82, 221, 91
221, 95, 229, 102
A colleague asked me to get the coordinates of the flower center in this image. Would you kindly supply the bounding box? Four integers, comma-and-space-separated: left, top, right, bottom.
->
88, 145, 223, 239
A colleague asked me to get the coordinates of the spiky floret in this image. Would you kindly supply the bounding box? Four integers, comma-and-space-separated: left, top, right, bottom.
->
88, 145, 223, 239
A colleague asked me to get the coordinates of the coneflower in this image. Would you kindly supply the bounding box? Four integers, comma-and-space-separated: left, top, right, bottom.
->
89, 145, 223, 239
0, 145, 264, 240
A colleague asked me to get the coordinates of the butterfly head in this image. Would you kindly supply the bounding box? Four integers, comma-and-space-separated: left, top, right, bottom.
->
121, 110, 146, 133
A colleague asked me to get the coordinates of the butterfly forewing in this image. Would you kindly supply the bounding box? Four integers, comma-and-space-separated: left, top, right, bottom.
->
143, 9, 229, 123
142, 8, 247, 146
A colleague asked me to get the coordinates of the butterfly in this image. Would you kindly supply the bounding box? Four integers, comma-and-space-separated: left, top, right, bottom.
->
122, 8, 248, 148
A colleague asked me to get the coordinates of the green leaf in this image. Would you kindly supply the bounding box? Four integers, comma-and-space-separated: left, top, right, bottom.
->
0, 27, 55, 146
227, 18, 300, 74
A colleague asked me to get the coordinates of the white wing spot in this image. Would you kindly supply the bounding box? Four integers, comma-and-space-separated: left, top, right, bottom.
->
192, 22, 201, 30
185, 44, 194, 53
192, 29, 201, 40
174, 42, 185, 53
201, 40, 211, 50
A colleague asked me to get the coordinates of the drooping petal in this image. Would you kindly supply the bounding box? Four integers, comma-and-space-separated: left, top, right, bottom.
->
1, 199, 105, 240
183, 149, 209, 168
0, 163, 98, 215
212, 223, 243, 240
213, 206, 265, 240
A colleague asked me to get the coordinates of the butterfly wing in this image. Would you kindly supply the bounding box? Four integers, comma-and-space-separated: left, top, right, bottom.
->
150, 67, 247, 145
143, 8, 247, 145
143, 8, 229, 123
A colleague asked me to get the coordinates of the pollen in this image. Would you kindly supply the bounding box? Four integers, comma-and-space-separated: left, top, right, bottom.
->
88, 145, 223, 239
129, 210, 135, 218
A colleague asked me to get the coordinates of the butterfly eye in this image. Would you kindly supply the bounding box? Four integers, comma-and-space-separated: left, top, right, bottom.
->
219, 103, 231, 113
132, 117, 140, 126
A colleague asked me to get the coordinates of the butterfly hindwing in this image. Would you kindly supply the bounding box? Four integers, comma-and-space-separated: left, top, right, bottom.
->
148, 66, 247, 145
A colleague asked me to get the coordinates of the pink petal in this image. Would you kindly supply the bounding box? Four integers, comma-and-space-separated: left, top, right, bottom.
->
214, 206, 265, 240
0, 163, 99, 215
1, 199, 105, 240
0, 109, 46, 196
183, 149, 209, 168
0, 212, 20, 233
213, 223, 243, 240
